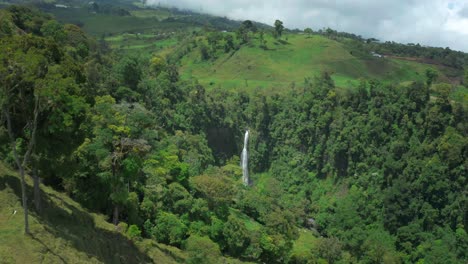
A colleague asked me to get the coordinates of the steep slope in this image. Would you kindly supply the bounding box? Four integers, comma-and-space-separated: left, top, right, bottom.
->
0, 162, 185, 264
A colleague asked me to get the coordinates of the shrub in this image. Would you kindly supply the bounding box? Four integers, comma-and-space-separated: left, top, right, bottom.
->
185, 235, 221, 264
127, 224, 142, 240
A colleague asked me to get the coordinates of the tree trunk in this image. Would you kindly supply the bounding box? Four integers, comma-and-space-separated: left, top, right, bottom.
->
113, 205, 119, 226
111, 159, 119, 226
3, 108, 38, 235
4, 109, 30, 235
33, 167, 41, 213
19, 166, 29, 234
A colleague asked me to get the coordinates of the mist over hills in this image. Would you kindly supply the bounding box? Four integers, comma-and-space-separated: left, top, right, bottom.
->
150, 0, 468, 53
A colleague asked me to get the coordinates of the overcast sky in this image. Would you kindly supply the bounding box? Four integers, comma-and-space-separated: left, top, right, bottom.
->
150, 0, 468, 52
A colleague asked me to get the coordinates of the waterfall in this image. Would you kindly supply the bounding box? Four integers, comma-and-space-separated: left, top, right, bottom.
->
241, 130, 249, 186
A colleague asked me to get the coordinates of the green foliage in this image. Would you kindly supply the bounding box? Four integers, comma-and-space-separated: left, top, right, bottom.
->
115, 55, 144, 90
179, 33, 449, 92
41, 20, 66, 42
127, 224, 142, 240
274, 20, 284, 39
150, 55, 167, 76
207, 32, 223, 51
75, 96, 151, 224
63, 24, 91, 58
190, 174, 237, 217
1, 6, 467, 264
236, 20, 256, 44
263, 209, 298, 240
151, 212, 188, 246
6, 5, 51, 34
425, 68, 438, 87
166, 182, 192, 214
167, 131, 214, 176
185, 235, 222, 264
362, 230, 398, 263
259, 232, 292, 263
290, 229, 317, 263
0, 162, 184, 263
223, 215, 250, 256
316, 237, 342, 264
200, 42, 210, 60
0, 11, 15, 37
224, 34, 235, 52
258, 30, 267, 49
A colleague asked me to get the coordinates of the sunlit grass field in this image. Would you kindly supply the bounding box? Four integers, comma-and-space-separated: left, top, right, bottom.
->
0, 162, 186, 263
178, 34, 441, 92
45, 5, 462, 97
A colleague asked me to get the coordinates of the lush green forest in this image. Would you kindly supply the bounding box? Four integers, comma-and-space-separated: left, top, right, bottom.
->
0, 3, 467, 264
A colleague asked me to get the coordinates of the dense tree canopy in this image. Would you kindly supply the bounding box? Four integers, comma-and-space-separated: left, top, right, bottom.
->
0, 6, 467, 264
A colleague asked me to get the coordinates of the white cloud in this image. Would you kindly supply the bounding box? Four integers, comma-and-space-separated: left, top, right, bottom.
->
149, 0, 468, 52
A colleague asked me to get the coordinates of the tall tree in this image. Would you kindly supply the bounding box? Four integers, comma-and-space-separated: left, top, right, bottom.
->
236, 20, 256, 44
0, 36, 50, 234
274, 20, 284, 39
425, 68, 438, 87
76, 96, 150, 225
259, 30, 267, 49
224, 34, 235, 52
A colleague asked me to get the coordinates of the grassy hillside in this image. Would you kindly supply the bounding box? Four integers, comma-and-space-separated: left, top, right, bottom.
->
0, 162, 185, 264
105, 33, 179, 54
28, 2, 463, 95
178, 33, 451, 92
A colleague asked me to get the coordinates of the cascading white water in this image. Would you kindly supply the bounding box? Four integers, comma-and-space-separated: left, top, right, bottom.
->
241, 130, 249, 186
